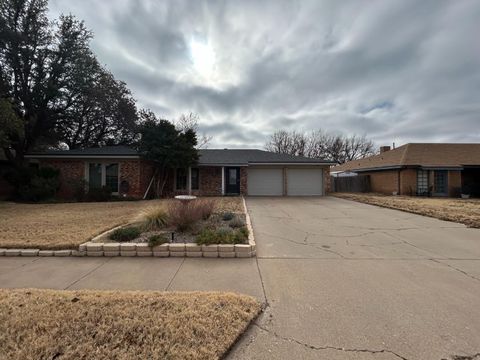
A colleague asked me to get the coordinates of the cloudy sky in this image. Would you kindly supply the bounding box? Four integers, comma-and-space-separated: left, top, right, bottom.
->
49, 0, 480, 149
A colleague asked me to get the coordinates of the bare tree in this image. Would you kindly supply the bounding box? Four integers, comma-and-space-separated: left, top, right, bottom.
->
175, 112, 212, 149
265, 129, 376, 164
265, 130, 307, 156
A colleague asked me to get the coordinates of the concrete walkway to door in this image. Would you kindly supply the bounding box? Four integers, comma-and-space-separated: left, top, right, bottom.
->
228, 196, 480, 360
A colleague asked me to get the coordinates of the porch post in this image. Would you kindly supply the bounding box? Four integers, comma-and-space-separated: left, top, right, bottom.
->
221, 166, 225, 195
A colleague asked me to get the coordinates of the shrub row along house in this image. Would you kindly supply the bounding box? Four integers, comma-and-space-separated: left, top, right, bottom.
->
25, 146, 334, 199
332, 143, 480, 197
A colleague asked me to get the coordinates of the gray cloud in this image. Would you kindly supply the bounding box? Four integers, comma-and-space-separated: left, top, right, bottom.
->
49, 0, 480, 149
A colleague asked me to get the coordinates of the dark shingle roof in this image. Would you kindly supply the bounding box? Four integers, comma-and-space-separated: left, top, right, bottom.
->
198, 149, 333, 165
26, 146, 334, 164
26, 146, 140, 157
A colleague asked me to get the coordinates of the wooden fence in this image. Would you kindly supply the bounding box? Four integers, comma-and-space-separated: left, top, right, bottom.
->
331, 175, 371, 193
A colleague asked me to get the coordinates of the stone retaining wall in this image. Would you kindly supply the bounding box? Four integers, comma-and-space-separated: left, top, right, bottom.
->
0, 197, 257, 258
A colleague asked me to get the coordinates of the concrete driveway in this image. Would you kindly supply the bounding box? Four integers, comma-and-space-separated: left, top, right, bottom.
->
228, 196, 480, 360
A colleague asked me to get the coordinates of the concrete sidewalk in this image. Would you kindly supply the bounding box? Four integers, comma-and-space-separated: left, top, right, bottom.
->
0, 257, 265, 300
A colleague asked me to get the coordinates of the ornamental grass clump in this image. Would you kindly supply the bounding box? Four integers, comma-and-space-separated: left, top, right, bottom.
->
138, 207, 169, 231
168, 199, 217, 232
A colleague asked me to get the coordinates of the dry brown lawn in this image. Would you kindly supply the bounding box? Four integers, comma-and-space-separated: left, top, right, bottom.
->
333, 192, 480, 228
0, 197, 243, 250
0, 289, 261, 360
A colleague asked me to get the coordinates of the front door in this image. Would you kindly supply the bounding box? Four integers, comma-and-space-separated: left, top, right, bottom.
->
225, 167, 240, 195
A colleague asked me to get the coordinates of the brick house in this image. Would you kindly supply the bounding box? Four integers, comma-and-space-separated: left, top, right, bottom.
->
25, 146, 334, 199
331, 143, 480, 197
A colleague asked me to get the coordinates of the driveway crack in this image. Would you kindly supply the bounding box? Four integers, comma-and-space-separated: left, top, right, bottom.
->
431, 259, 480, 283
253, 323, 409, 359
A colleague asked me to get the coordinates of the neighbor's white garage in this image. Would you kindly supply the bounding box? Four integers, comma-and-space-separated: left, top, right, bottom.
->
247, 166, 324, 196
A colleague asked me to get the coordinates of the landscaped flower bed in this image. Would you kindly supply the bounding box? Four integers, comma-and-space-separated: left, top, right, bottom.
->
83, 197, 256, 258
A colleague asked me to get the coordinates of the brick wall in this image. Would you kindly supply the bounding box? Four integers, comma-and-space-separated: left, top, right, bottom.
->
240, 167, 247, 195
196, 166, 222, 196
448, 170, 462, 197
363, 170, 399, 194
400, 169, 417, 195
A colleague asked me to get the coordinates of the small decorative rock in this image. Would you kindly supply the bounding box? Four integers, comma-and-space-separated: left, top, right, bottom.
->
21, 249, 39, 257
5, 249, 21, 256
201, 245, 218, 252
218, 244, 234, 252
185, 244, 201, 252
152, 244, 169, 252
86, 243, 103, 252
103, 243, 120, 251
54, 250, 72, 257
169, 244, 186, 252
136, 244, 151, 252
71, 250, 86, 257
234, 244, 251, 252
120, 243, 136, 252
39, 250, 54, 257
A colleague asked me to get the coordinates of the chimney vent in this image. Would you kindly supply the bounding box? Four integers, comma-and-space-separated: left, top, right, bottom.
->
380, 146, 391, 153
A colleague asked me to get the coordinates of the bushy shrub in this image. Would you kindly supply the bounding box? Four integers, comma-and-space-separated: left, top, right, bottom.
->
222, 211, 235, 221
140, 207, 169, 231
7, 166, 60, 202
229, 215, 245, 228
234, 226, 249, 243
109, 226, 141, 242
148, 233, 169, 247
196, 226, 248, 245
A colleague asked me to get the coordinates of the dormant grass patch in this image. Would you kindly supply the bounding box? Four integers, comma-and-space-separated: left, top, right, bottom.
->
0, 197, 243, 249
0, 289, 260, 360
333, 193, 480, 228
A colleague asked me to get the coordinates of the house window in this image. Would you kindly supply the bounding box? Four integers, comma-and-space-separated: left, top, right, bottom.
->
176, 168, 187, 190
105, 164, 119, 192
191, 168, 199, 190
417, 169, 429, 195
88, 163, 119, 193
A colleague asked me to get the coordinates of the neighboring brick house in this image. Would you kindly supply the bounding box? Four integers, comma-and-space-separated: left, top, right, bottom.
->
26, 146, 333, 199
331, 143, 480, 197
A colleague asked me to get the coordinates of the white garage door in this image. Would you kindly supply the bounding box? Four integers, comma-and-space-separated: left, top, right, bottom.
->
248, 168, 283, 196
287, 168, 323, 196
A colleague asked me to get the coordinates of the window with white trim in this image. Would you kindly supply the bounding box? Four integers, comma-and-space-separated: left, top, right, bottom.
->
87, 163, 119, 193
